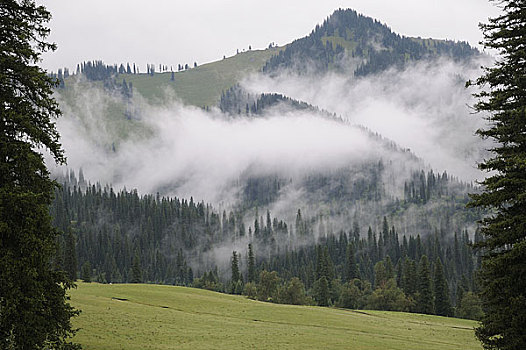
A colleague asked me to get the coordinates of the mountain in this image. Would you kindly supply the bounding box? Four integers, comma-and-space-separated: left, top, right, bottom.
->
50, 8, 485, 319
56, 9, 479, 110
263, 8, 478, 76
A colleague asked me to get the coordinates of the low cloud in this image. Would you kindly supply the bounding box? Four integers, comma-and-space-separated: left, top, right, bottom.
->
50, 83, 403, 206
242, 57, 491, 182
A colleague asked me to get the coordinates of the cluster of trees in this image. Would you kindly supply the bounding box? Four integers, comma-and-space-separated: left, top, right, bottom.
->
52, 174, 210, 285
262, 8, 478, 76
219, 85, 322, 116
48, 67, 70, 88
403, 170, 453, 204
146, 63, 197, 76
76, 60, 121, 81
70, 60, 198, 80
207, 219, 483, 320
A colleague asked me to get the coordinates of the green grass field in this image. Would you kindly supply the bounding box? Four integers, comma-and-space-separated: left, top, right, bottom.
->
114, 48, 280, 108
70, 282, 481, 350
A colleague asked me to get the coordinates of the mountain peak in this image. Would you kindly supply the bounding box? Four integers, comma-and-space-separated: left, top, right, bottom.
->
263, 8, 479, 76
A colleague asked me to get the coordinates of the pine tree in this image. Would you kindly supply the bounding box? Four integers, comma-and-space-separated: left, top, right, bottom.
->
402, 257, 417, 296
344, 243, 358, 282
416, 255, 434, 314
231, 251, 240, 283
433, 258, 451, 316
467, 1, 526, 348
0, 1, 79, 348
248, 243, 256, 283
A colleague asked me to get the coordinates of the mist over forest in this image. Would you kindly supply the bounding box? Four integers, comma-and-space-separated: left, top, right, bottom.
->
8, 1, 526, 348
48, 8, 489, 318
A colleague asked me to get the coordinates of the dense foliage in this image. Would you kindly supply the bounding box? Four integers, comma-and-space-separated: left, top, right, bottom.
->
0, 1, 79, 348
468, 1, 526, 348
52, 172, 482, 320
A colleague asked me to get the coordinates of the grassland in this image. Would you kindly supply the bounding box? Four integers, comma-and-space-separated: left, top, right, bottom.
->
113, 48, 280, 108
70, 282, 481, 350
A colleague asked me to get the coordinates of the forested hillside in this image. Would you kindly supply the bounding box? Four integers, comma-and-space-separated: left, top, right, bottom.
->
52, 166, 483, 319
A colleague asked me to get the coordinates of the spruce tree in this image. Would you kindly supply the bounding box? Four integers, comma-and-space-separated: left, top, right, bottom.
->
231, 251, 240, 283
402, 257, 417, 296
467, 1, 526, 348
0, 1, 79, 348
131, 250, 142, 283
433, 258, 451, 316
416, 255, 434, 314
248, 243, 256, 283
344, 243, 358, 282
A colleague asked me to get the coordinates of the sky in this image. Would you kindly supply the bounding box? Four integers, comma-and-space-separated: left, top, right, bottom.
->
41, 0, 500, 73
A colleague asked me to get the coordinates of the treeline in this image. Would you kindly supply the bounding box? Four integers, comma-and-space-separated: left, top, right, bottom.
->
51, 60, 199, 85
262, 8, 478, 76
48, 68, 70, 88
52, 172, 226, 285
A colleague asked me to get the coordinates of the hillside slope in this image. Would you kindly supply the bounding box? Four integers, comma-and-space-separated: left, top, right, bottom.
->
99, 48, 279, 108
71, 282, 481, 350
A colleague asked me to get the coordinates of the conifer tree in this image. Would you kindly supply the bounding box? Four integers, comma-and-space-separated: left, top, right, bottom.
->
231, 251, 240, 283
64, 228, 77, 281
416, 255, 434, 314
467, 1, 526, 348
433, 258, 451, 316
402, 257, 417, 296
248, 243, 256, 283
384, 256, 394, 280
131, 250, 142, 283
396, 258, 403, 288
344, 243, 358, 282
0, 1, 79, 348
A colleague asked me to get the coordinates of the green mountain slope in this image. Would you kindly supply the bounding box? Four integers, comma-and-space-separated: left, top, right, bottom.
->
71, 282, 480, 350
108, 48, 279, 108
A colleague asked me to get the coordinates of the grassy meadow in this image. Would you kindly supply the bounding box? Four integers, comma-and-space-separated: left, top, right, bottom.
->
113, 47, 280, 107
70, 282, 481, 350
